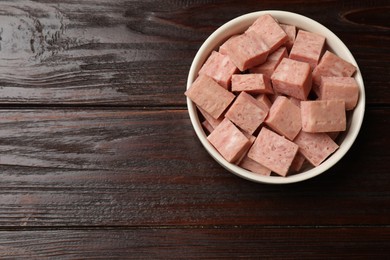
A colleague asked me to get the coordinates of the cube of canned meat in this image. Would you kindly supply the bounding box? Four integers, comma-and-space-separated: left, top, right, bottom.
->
223, 31, 270, 71
265, 96, 302, 141
239, 155, 272, 176
207, 118, 251, 163
198, 51, 238, 89
289, 30, 326, 70
327, 131, 340, 140
294, 131, 339, 166
236, 132, 257, 165
289, 96, 301, 108
255, 94, 272, 110
271, 58, 312, 100
246, 14, 288, 52
289, 152, 306, 173
185, 75, 235, 119
197, 106, 223, 129
301, 100, 346, 132
225, 92, 269, 134
319, 76, 359, 110
250, 47, 288, 77
231, 74, 273, 94
202, 120, 214, 134
248, 127, 299, 176
268, 90, 281, 103
312, 51, 357, 86
279, 24, 296, 51
219, 34, 239, 55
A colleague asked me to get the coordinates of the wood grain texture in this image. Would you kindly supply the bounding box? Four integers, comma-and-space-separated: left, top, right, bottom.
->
0, 1, 389, 258
0, 227, 389, 259
0, 109, 388, 227
0, 0, 388, 106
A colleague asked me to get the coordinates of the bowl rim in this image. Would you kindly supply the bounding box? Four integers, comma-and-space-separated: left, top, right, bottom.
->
186, 10, 365, 184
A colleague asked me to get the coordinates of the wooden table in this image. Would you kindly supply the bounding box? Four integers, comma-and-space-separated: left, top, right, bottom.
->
0, 0, 389, 258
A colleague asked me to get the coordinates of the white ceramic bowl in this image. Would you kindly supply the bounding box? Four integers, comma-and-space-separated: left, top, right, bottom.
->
186, 10, 365, 184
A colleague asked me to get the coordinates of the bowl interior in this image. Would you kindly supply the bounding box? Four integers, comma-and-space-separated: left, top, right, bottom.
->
186, 10, 365, 184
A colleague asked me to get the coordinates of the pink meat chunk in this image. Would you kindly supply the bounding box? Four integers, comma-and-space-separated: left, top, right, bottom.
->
219, 34, 239, 55
265, 96, 302, 141
207, 118, 251, 163
327, 131, 340, 140
289, 30, 326, 70
248, 127, 299, 176
225, 92, 269, 134
246, 14, 288, 52
312, 51, 357, 86
224, 31, 270, 71
289, 152, 306, 173
242, 131, 257, 145
202, 120, 214, 134
231, 74, 273, 94
289, 96, 301, 108
255, 94, 272, 109
294, 131, 339, 166
271, 58, 312, 100
268, 90, 280, 103
185, 75, 235, 119
197, 106, 223, 129
279, 24, 296, 51
301, 100, 346, 132
319, 76, 359, 110
198, 51, 238, 89
239, 155, 272, 176
250, 47, 288, 77
236, 132, 257, 165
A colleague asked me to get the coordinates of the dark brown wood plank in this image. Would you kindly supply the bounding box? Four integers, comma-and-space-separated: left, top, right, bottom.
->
0, 1, 387, 257
0, 227, 389, 258
0, 0, 388, 106
0, 108, 388, 227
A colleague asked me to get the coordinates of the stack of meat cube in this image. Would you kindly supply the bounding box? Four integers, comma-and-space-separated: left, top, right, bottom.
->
185, 14, 359, 177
